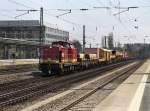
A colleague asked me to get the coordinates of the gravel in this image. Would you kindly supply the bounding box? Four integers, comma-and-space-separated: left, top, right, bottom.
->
69, 70, 131, 111
32, 62, 137, 111
0, 61, 137, 111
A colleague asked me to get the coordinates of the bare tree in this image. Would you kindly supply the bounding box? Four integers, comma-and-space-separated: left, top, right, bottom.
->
72, 40, 82, 53
101, 36, 107, 48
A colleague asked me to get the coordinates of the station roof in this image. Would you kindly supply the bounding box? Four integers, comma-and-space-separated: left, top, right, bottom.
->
0, 20, 40, 27
0, 37, 40, 46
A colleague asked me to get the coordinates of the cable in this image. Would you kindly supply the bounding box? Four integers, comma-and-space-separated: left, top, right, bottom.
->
0, 8, 18, 19
7, 0, 84, 33
8, 0, 33, 9
78, 0, 93, 7
26, 0, 42, 6
6, 0, 137, 44
44, 11, 83, 27
0, 12, 15, 19
95, 0, 105, 6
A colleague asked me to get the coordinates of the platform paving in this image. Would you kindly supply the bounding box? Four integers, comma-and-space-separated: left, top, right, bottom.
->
93, 60, 150, 111
0, 59, 38, 66
139, 67, 150, 111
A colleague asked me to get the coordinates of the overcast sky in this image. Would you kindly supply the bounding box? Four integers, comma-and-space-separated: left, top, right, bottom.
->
0, 0, 150, 47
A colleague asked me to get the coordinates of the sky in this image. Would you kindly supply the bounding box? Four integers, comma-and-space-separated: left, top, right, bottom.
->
0, 0, 150, 47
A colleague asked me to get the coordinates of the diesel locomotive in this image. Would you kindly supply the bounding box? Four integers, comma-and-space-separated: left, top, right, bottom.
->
39, 41, 129, 75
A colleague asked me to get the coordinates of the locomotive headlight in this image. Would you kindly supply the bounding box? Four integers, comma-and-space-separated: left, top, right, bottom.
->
48, 58, 51, 61
62, 53, 64, 58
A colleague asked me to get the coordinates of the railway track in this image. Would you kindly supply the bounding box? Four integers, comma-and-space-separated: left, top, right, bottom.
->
0, 60, 132, 92
58, 61, 143, 111
21, 60, 143, 111
0, 60, 138, 108
0, 64, 38, 75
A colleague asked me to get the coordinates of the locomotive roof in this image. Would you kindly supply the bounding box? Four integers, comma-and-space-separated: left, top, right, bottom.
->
85, 48, 113, 52
52, 41, 73, 45
100, 48, 112, 52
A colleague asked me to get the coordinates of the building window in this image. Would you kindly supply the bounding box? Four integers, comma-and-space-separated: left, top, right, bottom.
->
7, 31, 15, 38
0, 31, 6, 38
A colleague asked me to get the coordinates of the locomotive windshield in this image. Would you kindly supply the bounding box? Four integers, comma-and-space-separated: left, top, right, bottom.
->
52, 41, 74, 48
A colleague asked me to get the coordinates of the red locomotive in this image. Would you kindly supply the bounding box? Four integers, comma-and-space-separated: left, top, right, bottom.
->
39, 41, 78, 74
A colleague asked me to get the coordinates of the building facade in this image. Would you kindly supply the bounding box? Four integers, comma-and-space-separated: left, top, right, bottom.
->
44, 26, 69, 44
0, 20, 69, 59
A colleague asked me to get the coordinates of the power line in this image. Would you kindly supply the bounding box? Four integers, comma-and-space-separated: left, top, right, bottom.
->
78, 0, 92, 7
0, 12, 15, 19
0, 8, 17, 19
6, 0, 141, 42
8, 0, 34, 9
25, 0, 42, 7
8, 1, 99, 26
96, 0, 105, 6
10, 2, 84, 30
44, 11, 83, 26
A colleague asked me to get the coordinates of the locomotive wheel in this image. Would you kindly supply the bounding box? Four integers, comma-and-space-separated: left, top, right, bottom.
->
56, 69, 62, 75
44, 68, 52, 75
44, 65, 52, 76
48, 69, 52, 75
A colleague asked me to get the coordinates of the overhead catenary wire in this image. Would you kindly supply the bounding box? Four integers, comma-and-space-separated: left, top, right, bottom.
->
5, 0, 148, 45
8, 0, 34, 9
0, 12, 15, 19
8, 0, 82, 27
9, 0, 99, 27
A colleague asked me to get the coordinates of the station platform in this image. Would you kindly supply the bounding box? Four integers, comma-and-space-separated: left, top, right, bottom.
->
93, 59, 150, 111
0, 59, 39, 67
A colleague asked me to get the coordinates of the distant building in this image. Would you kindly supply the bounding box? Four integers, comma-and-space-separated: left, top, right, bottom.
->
0, 20, 69, 59
101, 32, 114, 49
